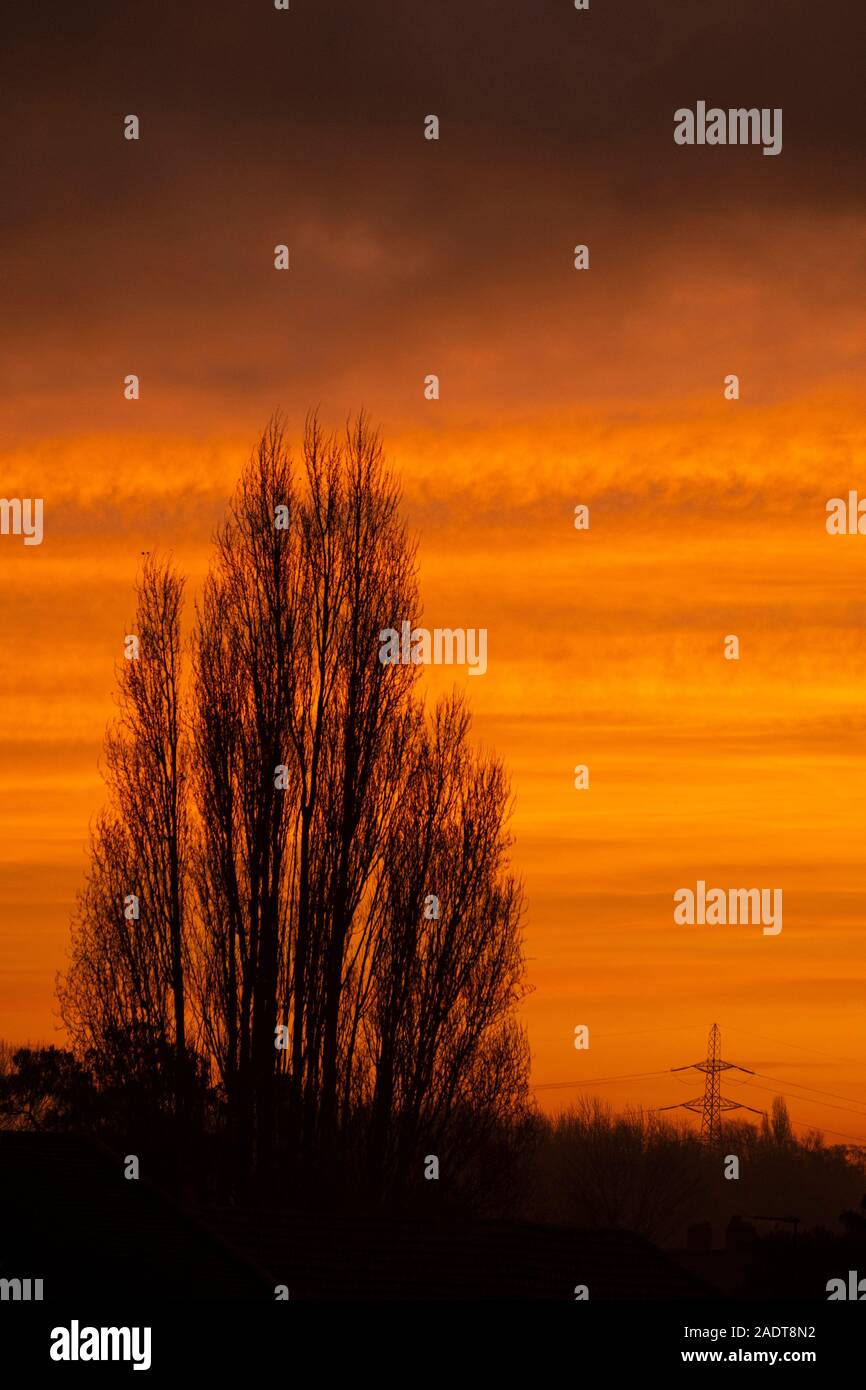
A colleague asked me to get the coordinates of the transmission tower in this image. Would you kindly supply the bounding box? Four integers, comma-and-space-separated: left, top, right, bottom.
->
658, 1023, 764, 1146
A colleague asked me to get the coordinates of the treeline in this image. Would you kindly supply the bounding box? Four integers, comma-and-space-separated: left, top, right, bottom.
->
47, 415, 530, 1202
3, 1043, 864, 1249
528, 1096, 866, 1247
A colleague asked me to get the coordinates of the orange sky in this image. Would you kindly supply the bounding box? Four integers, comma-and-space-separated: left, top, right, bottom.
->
1, 0, 864, 1143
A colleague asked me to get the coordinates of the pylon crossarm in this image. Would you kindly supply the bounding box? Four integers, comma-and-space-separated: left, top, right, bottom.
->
717, 1099, 765, 1116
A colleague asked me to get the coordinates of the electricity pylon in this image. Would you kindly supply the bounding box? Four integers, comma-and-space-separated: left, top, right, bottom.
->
659, 1023, 764, 1147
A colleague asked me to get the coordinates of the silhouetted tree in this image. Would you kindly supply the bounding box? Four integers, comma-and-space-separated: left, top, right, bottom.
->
361, 694, 529, 1196
190, 418, 299, 1180
50, 411, 532, 1198
763, 1094, 794, 1147
190, 416, 529, 1189
542, 1098, 705, 1241
58, 557, 190, 1117
0, 1046, 94, 1131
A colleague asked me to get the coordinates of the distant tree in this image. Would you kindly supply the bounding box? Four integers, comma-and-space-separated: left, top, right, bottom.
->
840, 1194, 866, 1239
762, 1095, 793, 1147
544, 1098, 705, 1241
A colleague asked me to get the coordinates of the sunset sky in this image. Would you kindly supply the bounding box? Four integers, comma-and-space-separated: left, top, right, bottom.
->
2, 1, 864, 1142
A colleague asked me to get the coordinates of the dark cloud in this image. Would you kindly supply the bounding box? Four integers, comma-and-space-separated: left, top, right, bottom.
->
0, 0, 861, 437
2, 0, 861, 210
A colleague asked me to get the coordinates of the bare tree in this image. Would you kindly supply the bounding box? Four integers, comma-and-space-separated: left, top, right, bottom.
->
190, 418, 298, 1179
546, 1098, 705, 1242
293, 413, 421, 1162
192, 413, 422, 1178
58, 557, 189, 1116
63, 413, 530, 1201
359, 694, 529, 1194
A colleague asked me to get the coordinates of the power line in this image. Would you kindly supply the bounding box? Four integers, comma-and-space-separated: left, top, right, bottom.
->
532, 1069, 668, 1091
752, 1071, 866, 1115
531, 1029, 866, 1147
793, 1121, 866, 1146
723, 1024, 854, 1063
580, 1026, 694, 1041
734, 1078, 866, 1141
532, 1043, 866, 1127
